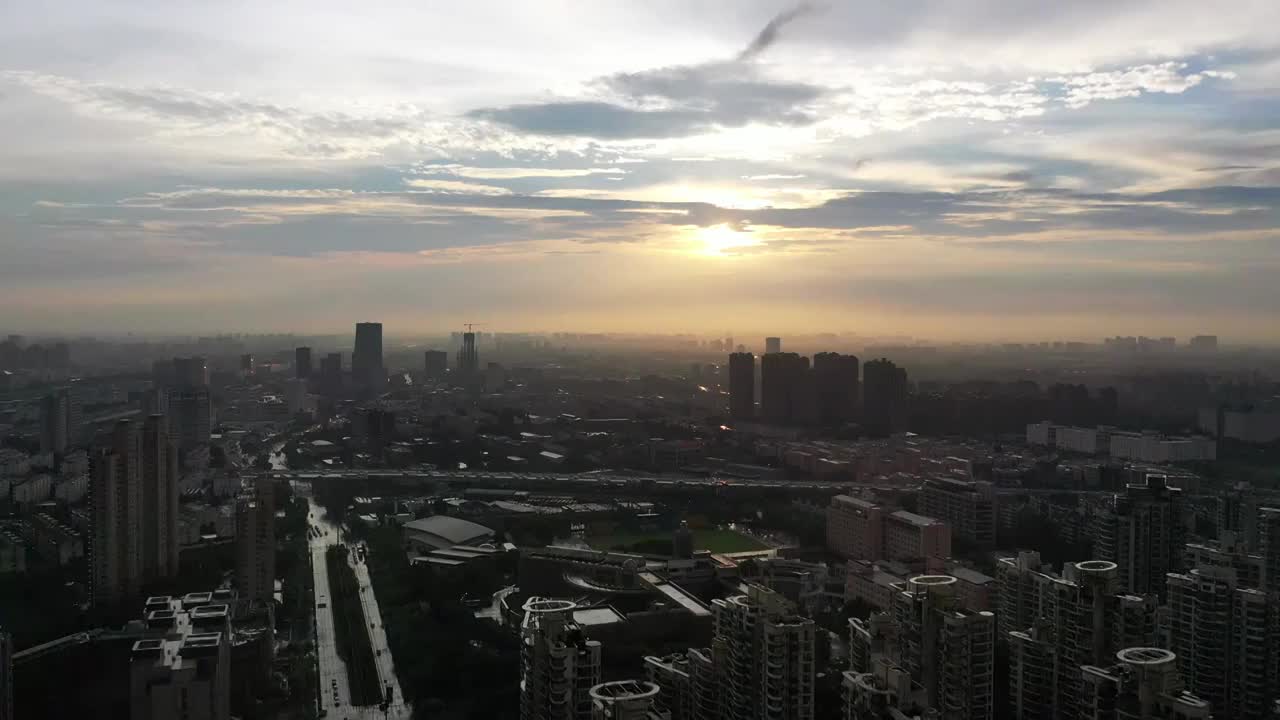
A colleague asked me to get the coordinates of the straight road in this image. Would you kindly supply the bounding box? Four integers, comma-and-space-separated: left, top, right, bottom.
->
307, 496, 354, 718
304, 489, 411, 719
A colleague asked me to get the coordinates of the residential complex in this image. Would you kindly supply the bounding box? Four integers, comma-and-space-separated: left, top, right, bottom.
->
519, 598, 602, 720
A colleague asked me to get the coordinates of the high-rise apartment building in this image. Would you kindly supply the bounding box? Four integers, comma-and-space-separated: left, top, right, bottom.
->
235, 478, 276, 603
139, 415, 178, 582
728, 352, 755, 421
862, 359, 907, 437
520, 598, 602, 720
1165, 566, 1277, 718
129, 595, 232, 720
1079, 648, 1210, 720
0, 629, 11, 720
760, 352, 815, 425
1095, 474, 1185, 597
167, 386, 211, 456
171, 356, 208, 388
850, 575, 994, 720
1218, 483, 1260, 548
711, 584, 816, 720
643, 649, 716, 720
588, 681, 667, 720
765, 337, 782, 354
91, 420, 143, 605
1184, 532, 1264, 589
294, 346, 312, 379
39, 388, 80, 455
424, 350, 448, 378
919, 477, 995, 549
239, 353, 254, 376
91, 418, 180, 606
812, 352, 859, 425
352, 322, 384, 392
1259, 507, 1280, 597
841, 663, 927, 720
1002, 558, 1158, 719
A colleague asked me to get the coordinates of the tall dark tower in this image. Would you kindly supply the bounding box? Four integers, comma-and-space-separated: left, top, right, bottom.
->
458, 331, 479, 374
294, 346, 312, 379
862, 358, 908, 437
424, 350, 448, 378
352, 322, 384, 391
813, 352, 859, 425
729, 352, 755, 420
761, 352, 813, 425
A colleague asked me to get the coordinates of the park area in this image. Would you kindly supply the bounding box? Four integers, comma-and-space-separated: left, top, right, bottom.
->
586, 527, 769, 555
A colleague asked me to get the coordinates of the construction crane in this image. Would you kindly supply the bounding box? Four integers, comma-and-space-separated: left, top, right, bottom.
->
462, 323, 485, 333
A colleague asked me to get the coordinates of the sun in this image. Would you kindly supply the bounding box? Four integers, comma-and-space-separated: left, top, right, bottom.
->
697, 224, 757, 256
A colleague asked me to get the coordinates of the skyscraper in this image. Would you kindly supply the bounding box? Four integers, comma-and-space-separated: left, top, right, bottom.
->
171, 356, 208, 388
167, 385, 211, 456
320, 352, 343, 396
711, 584, 816, 720
812, 352, 859, 425
91, 417, 180, 606
1165, 566, 1278, 718
519, 598, 601, 720
139, 414, 178, 582
765, 337, 782, 354
1258, 507, 1280, 597
458, 331, 480, 375
0, 628, 11, 720
1002, 558, 1158, 719
728, 352, 755, 420
352, 322, 384, 392
239, 353, 254, 376
235, 477, 276, 602
39, 388, 80, 455
862, 358, 907, 437
890, 576, 995, 720
760, 352, 813, 425
588, 681, 665, 720
1095, 474, 1185, 597
1079, 648, 1210, 720
294, 346, 312, 379
91, 420, 143, 605
424, 349, 448, 378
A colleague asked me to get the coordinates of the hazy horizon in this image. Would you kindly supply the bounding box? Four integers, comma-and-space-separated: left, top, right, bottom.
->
3, 1, 1279, 340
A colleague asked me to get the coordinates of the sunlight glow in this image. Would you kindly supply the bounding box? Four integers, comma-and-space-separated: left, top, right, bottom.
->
696, 224, 758, 255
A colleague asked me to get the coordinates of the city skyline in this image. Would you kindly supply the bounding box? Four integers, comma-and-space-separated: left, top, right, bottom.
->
2, 2, 1279, 339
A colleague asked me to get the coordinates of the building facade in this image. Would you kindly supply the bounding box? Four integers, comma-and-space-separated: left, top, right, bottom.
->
519, 598, 602, 720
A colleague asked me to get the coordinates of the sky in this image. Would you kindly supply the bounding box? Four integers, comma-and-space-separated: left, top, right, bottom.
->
2, 1, 1279, 342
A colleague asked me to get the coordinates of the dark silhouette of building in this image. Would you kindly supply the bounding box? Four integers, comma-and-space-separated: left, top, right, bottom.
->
813, 352, 859, 425
352, 322, 384, 392
139, 414, 178, 583
862, 358, 908, 437
239, 353, 254, 376
761, 353, 814, 425
673, 521, 694, 560
765, 336, 782, 354
171, 356, 208, 388
319, 352, 342, 396
40, 388, 80, 455
1096, 474, 1185, 598
424, 350, 448, 378
458, 331, 479, 375
728, 352, 755, 420
294, 347, 312, 379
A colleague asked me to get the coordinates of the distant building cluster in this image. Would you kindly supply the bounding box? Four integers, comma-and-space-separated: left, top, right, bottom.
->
1027, 421, 1217, 463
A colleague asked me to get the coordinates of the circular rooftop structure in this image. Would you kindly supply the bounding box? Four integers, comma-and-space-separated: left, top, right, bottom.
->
1075, 560, 1118, 573
1117, 647, 1176, 665
908, 574, 958, 588
589, 680, 661, 703
522, 598, 577, 614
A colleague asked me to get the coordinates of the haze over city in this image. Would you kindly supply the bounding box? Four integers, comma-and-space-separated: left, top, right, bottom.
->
3, 1, 1280, 340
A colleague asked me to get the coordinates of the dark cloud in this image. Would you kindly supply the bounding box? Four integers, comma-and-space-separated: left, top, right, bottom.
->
737, 4, 817, 61
467, 8, 824, 139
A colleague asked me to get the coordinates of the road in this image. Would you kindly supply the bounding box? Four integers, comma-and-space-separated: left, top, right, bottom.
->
304, 490, 410, 720
307, 495, 355, 719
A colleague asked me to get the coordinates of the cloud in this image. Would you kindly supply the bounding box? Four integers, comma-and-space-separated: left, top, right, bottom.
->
737, 4, 817, 61
1050, 62, 1213, 108
403, 178, 511, 195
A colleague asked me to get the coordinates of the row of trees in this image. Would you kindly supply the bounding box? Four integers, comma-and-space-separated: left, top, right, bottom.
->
324, 546, 383, 706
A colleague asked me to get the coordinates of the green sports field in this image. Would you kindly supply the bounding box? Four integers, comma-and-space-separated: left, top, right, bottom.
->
586, 527, 768, 554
